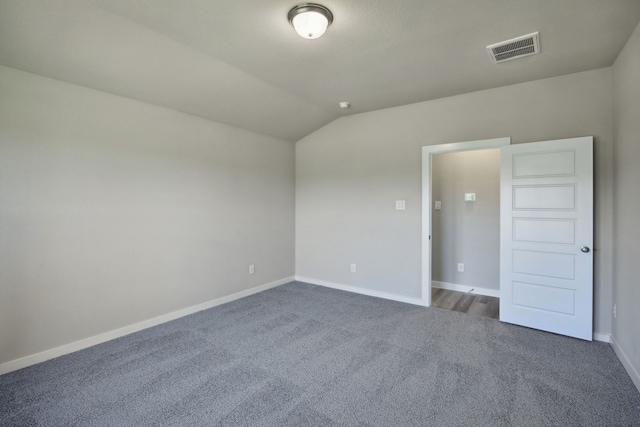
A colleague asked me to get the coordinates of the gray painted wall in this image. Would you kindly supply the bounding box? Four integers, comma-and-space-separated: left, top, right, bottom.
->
296, 68, 613, 335
613, 21, 640, 385
0, 66, 295, 365
432, 149, 500, 291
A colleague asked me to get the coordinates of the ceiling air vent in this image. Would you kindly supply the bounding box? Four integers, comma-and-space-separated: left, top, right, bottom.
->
487, 32, 540, 64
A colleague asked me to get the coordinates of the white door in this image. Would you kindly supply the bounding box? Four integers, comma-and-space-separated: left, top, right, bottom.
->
500, 137, 593, 340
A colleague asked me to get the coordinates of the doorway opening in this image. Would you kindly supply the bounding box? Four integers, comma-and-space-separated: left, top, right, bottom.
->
430, 148, 501, 319
420, 138, 511, 316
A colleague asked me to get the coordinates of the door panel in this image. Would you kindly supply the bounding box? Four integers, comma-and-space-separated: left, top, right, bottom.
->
513, 219, 575, 244
512, 150, 576, 177
500, 137, 593, 340
513, 185, 576, 210
512, 250, 575, 279
512, 282, 575, 314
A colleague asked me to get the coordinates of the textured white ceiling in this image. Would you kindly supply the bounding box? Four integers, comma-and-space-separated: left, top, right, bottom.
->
1, 0, 640, 141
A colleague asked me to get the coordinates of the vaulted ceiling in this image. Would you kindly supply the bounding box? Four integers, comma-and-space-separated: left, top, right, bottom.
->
1, 0, 640, 141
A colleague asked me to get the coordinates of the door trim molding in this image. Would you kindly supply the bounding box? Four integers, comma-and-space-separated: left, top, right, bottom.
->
421, 137, 511, 306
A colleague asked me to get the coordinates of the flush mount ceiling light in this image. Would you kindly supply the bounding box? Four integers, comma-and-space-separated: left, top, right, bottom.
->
288, 3, 333, 39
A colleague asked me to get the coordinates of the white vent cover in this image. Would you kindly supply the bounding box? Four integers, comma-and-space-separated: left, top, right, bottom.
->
487, 32, 540, 64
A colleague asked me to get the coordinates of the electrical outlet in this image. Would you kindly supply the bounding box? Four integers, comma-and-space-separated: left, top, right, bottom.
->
457, 263, 464, 272
249, 264, 255, 275
350, 263, 356, 273
613, 304, 617, 319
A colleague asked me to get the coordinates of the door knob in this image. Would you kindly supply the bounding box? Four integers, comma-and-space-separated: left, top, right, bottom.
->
580, 246, 590, 253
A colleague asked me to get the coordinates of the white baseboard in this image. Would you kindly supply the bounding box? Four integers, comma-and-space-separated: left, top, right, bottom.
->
295, 276, 427, 307
0, 276, 294, 376
432, 280, 500, 298
592, 332, 611, 343
610, 335, 640, 393
3, 275, 617, 379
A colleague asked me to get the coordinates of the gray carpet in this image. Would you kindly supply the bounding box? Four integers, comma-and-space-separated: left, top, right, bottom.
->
1, 281, 639, 426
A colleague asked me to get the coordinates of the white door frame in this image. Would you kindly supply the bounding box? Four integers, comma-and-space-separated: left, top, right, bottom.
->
421, 137, 511, 306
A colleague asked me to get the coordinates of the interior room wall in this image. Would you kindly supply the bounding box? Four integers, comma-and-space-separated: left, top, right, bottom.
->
612, 21, 640, 389
296, 67, 613, 336
0, 66, 295, 366
431, 149, 500, 292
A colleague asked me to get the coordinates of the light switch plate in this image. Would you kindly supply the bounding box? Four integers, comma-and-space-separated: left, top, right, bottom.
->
396, 200, 406, 210
464, 193, 476, 202
435, 201, 442, 210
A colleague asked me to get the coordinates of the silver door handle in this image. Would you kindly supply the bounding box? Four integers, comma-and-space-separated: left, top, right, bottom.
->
580, 246, 590, 253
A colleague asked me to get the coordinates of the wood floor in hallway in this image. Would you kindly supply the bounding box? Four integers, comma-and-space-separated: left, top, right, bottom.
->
431, 288, 499, 320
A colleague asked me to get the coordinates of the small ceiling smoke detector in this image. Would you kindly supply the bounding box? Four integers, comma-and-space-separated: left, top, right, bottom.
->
487, 32, 540, 64
338, 101, 350, 109
288, 3, 333, 39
